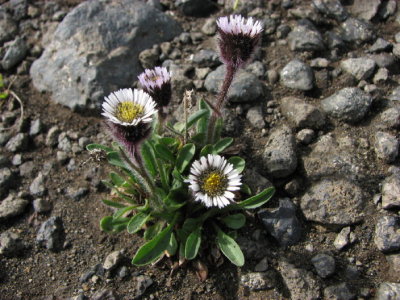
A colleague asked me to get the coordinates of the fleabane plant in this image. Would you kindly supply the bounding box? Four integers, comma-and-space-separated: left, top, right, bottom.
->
87, 15, 274, 268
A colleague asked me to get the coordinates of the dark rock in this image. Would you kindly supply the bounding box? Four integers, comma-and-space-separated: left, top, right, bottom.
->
321, 87, 372, 123
0, 11, 18, 45
30, 0, 181, 111
340, 58, 376, 81
192, 49, 221, 68
378, 0, 397, 19
205, 66, 265, 103
278, 260, 320, 300
243, 168, 273, 195
311, 253, 335, 278
300, 179, 365, 226
280, 59, 314, 91
0, 168, 15, 198
325, 31, 345, 49
6, 0, 28, 20
340, 18, 375, 44
374, 216, 400, 252
1, 37, 28, 70
258, 199, 302, 247
177, 0, 216, 17
281, 97, 325, 129
36, 216, 65, 252
5, 133, 29, 152
0, 195, 29, 221
80, 264, 105, 283
262, 125, 297, 178
312, 0, 348, 21
240, 271, 276, 291
0, 231, 25, 257
288, 19, 325, 51
374, 131, 399, 163
323, 283, 355, 300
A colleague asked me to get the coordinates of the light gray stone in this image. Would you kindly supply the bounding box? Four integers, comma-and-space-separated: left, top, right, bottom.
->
0, 195, 29, 221
246, 106, 265, 129
382, 174, 400, 209
0, 11, 18, 44
389, 86, 400, 101
288, 20, 325, 51
205, 65, 264, 103
374, 216, 400, 252
201, 18, 216, 35
340, 57, 376, 81
312, 0, 348, 21
103, 250, 124, 271
341, 18, 375, 43
279, 260, 320, 300
323, 283, 355, 300
45, 126, 60, 147
300, 179, 365, 225
311, 253, 335, 278
374, 131, 399, 163
136, 275, 153, 298
375, 282, 400, 300
280, 60, 314, 91
33, 198, 52, 214
36, 216, 65, 251
280, 97, 325, 129
29, 172, 46, 197
1, 37, 28, 70
379, 107, 400, 129
240, 271, 275, 291
0, 231, 25, 257
296, 129, 315, 144
373, 68, 389, 84
192, 49, 220, 68
0, 168, 15, 198
5, 133, 28, 152
30, 0, 181, 111
321, 87, 372, 123
334, 227, 356, 250
349, 0, 381, 20
369, 38, 392, 53
263, 125, 297, 178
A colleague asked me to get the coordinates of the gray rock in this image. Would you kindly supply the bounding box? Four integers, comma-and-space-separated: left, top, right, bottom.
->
281, 97, 325, 129
341, 18, 375, 43
12, 154, 22, 166
378, 0, 397, 19
19, 161, 35, 177
334, 226, 356, 250
29, 118, 43, 136
201, 18, 216, 35
340, 58, 376, 81
386, 254, 400, 277
254, 257, 269, 272
136, 275, 153, 298
310, 58, 330, 68
118, 266, 129, 279
300, 179, 365, 225
240, 271, 275, 291
279, 260, 320, 300
243, 168, 273, 195
312, 0, 348, 21
0, 168, 15, 197
374, 131, 399, 163
45, 126, 60, 147
349, 0, 381, 21
67, 187, 89, 201
258, 199, 302, 247
369, 54, 397, 70
277, 24, 291, 39
103, 250, 124, 271
205, 65, 264, 103
296, 129, 315, 144
326, 31, 345, 49
266, 69, 279, 84
5, 133, 28, 152
0, 11, 18, 44
311, 253, 335, 278
389, 86, 400, 101
263, 125, 297, 178
36, 216, 65, 252
303, 134, 366, 180
0, 195, 29, 221
0, 231, 25, 257
323, 283, 355, 300
373, 68, 389, 84
30, 0, 181, 111
280, 60, 314, 91
369, 38, 392, 53
92, 289, 119, 300
382, 174, 400, 209
288, 20, 325, 51
245, 61, 265, 78
33, 198, 52, 214
56, 151, 69, 164
177, 0, 216, 17
1, 37, 28, 70
374, 216, 400, 252
0, 132, 11, 146
375, 282, 400, 300
192, 49, 220, 68
321, 87, 372, 123
246, 106, 265, 129
80, 264, 105, 283
138, 47, 159, 69
29, 172, 46, 197
0, 156, 9, 168
237, 235, 270, 261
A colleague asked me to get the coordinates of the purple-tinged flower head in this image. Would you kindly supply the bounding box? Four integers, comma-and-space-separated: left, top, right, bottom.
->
217, 15, 263, 68
138, 67, 172, 108
102, 88, 157, 155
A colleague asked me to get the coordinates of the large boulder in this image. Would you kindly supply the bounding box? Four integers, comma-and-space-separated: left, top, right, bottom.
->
30, 0, 181, 111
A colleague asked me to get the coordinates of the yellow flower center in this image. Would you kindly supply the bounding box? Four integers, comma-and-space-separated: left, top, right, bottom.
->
150, 75, 160, 82
116, 101, 144, 123
202, 172, 226, 196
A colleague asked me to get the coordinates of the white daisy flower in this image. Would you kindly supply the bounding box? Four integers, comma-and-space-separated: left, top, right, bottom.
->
217, 15, 263, 38
102, 88, 157, 126
138, 67, 171, 92
187, 154, 242, 208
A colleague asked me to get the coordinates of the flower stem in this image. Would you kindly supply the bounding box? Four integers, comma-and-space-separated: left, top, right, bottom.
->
206, 64, 237, 144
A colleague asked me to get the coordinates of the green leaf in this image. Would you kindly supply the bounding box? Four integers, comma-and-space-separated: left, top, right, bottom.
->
191, 132, 206, 145
102, 199, 126, 208
107, 151, 127, 169
197, 100, 210, 134
100, 216, 129, 233
0, 74, 3, 88
86, 143, 113, 153
110, 172, 125, 187
159, 137, 179, 149
141, 141, 157, 177
200, 144, 214, 157
227, 156, 245, 173
220, 214, 246, 229
0, 92, 8, 99
113, 205, 136, 219
166, 232, 178, 256
127, 212, 151, 234
236, 187, 275, 209
177, 218, 200, 241
185, 227, 202, 260
213, 118, 223, 142
155, 143, 176, 163
240, 183, 252, 195
132, 221, 175, 266
213, 137, 233, 154
215, 226, 244, 267
144, 221, 164, 241
175, 143, 195, 173
186, 109, 209, 130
